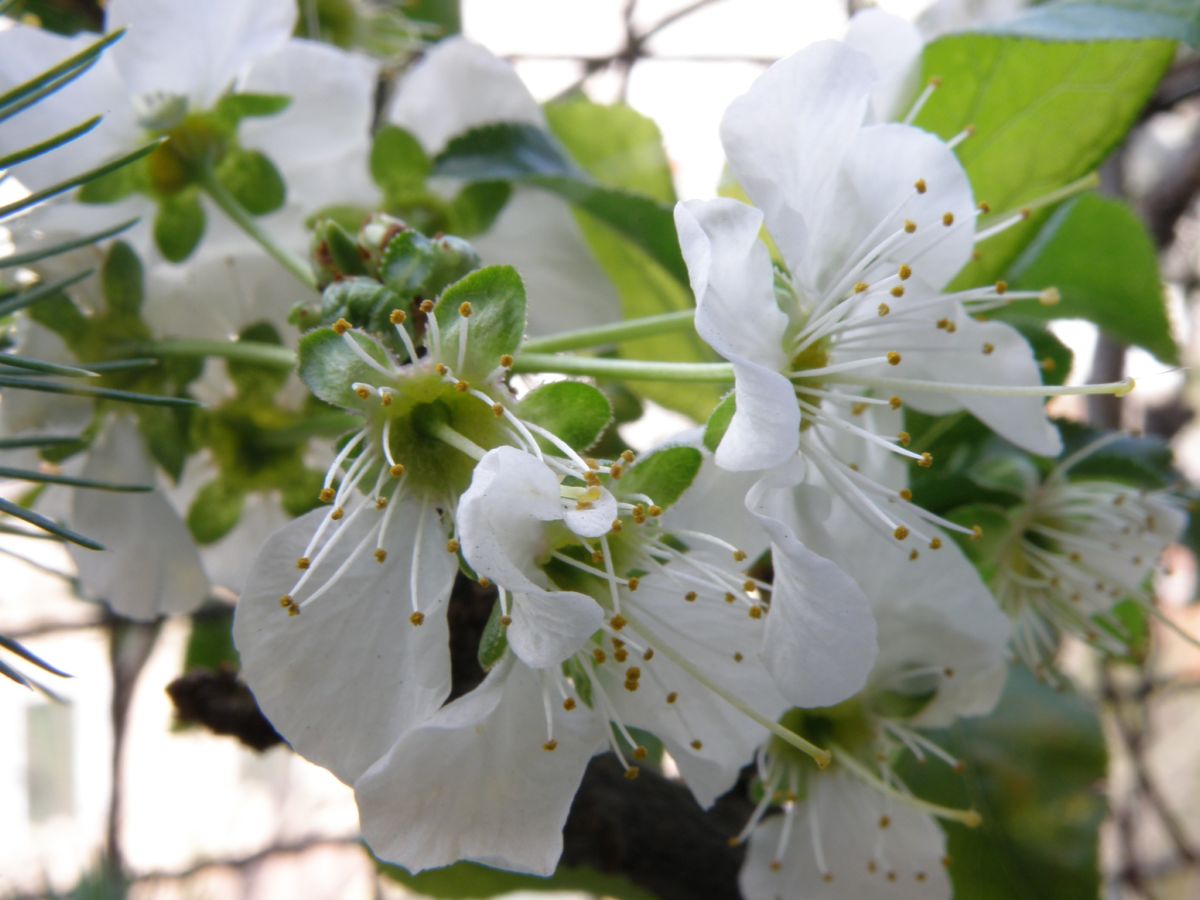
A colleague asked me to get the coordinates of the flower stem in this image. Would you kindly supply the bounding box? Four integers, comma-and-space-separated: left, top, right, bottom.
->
199, 170, 317, 291
513, 353, 734, 383
625, 617, 832, 769
521, 310, 697, 354
140, 338, 297, 369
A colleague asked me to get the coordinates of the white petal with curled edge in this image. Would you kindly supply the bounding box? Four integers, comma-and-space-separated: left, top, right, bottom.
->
562, 486, 617, 537
507, 587, 603, 669
458, 446, 563, 593
69, 416, 208, 621
603, 578, 788, 808
719, 41, 876, 272
844, 9, 924, 123
386, 37, 543, 154
748, 480, 878, 707
356, 657, 606, 876
234, 501, 454, 783
740, 772, 949, 900
106, 0, 297, 109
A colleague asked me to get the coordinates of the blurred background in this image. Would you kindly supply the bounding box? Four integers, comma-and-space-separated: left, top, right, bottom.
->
2, 0, 1200, 897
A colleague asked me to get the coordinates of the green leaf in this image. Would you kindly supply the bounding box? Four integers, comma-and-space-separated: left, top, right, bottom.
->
1056, 419, 1175, 488
214, 92, 292, 125
77, 158, 142, 203
216, 148, 286, 215
703, 393, 735, 454
136, 404, 193, 481
997, 0, 1200, 45
448, 181, 512, 235
102, 241, 143, 317
381, 860, 654, 900
435, 265, 526, 381
298, 326, 393, 409
901, 666, 1107, 900
370, 125, 432, 199
916, 36, 1174, 284
154, 191, 206, 262
1002, 194, 1177, 363
187, 478, 246, 545
516, 381, 613, 453
615, 445, 702, 509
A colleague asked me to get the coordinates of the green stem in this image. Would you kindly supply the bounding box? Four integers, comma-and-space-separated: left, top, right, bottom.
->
199, 170, 317, 291
521, 309, 697, 354
141, 339, 296, 369
514, 353, 734, 384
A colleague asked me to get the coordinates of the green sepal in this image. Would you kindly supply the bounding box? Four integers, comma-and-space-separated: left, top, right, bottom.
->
313, 277, 411, 358
77, 157, 143, 203
703, 393, 735, 454
477, 599, 510, 671
379, 228, 482, 301
615, 445, 702, 510
187, 478, 246, 545
298, 326, 393, 410
101, 240, 143, 318
154, 191, 206, 262
435, 265, 526, 381
312, 218, 370, 286
213, 92, 292, 126
516, 381, 612, 454
216, 148, 286, 215
370, 125, 432, 199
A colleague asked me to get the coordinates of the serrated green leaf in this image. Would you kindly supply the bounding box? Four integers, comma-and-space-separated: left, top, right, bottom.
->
900, 666, 1106, 900
435, 265, 526, 381
448, 181, 512, 235
616, 446, 702, 510
154, 191, 206, 262
298, 327, 393, 409
517, 381, 612, 453
703, 394, 736, 454
187, 478, 246, 545
916, 36, 1174, 285
102, 241, 143, 317
997, 0, 1200, 45
435, 121, 583, 181
216, 148, 286, 215
1002, 194, 1176, 363
213, 92, 291, 125
370, 125, 432, 199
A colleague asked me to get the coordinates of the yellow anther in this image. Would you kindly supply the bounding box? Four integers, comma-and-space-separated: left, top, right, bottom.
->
499, 354, 514, 368
614, 648, 628, 663
458, 301, 472, 317
910, 549, 920, 561
770, 860, 783, 872
851, 402, 868, 416
919, 452, 934, 469
380, 391, 393, 407
942, 212, 955, 227
563, 697, 577, 711
930, 537, 943, 550
418, 299, 434, 313
971, 524, 984, 541
624, 680, 639, 692
667, 692, 679, 704
389, 309, 407, 325
943, 666, 955, 678
479, 577, 492, 588
685, 591, 698, 603
330, 507, 345, 521
319, 487, 334, 503
643, 648, 655, 661
978, 200, 991, 214
332, 318, 352, 335
900, 488, 913, 501
354, 386, 371, 400
279, 595, 293, 609
648, 505, 662, 517
880, 815, 892, 829
994, 280, 1008, 295
593, 649, 607, 664
500, 615, 512, 626
374, 549, 387, 563
626, 666, 641, 681
889, 396, 902, 410
724, 592, 736, 604
410, 612, 425, 626
894, 526, 910, 541
543, 739, 558, 751
592, 552, 604, 564
914, 178, 927, 194
621, 450, 635, 463
733, 549, 747, 562
854, 281, 870, 294
610, 614, 628, 631
609, 464, 624, 480
748, 605, 763, 620
435, 363, 448, 376
1041, 357, 1056, 372
1040, 288, 1061, 306
887, 351, 902, 366
389, 463, 406, 478
585, 457, 600, 470
903, 219, 917, 234
627, 577, 640, 592
743, 580, 755, 592
982, 342, 994, 355
1020, 207, 1033, 220
296, 557, 310, 570
455, 380, 469, 392
624, 767, 640, 781
576, 500, 594, 512
890, 285, 904, 298
734, 652, 744, 663
375, 497, 388, 510
898, 431, 911, 446
878, 303, 890, 317
690, 739, 703, 751
898, 264, 912, 280
633, 745, 648, 760
611, 520, 623, 533
446, 539, 460, 554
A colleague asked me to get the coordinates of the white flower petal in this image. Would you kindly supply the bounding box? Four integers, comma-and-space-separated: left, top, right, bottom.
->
740, 772, 949, 900
719, 41, 876, 272
844, 9, 925, 123
748, 481, 878, 707
106, 0, 297, 109
562, 486, 617, 537
507, 588, 604, 669
234, 501, 454, 783
356, 657, 605, 875
69, 417, 208, 620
